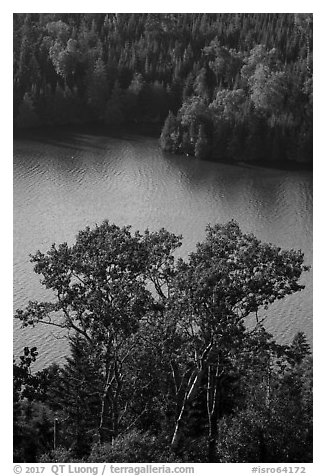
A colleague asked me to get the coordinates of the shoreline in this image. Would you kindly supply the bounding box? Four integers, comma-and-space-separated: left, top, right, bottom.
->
14, 123, 312, 172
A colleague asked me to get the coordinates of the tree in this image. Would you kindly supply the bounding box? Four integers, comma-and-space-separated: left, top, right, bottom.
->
241, 45, 279, 84
216, 332, 312, 462
209, 89, 246, 123
127, 73, 155, 121
193, 67, 214, 101
15, 93, 40, 128
203, 40, 243, 89
294, 14, 313, 70
195, 124, 210, 160
159, 111, 180, 153
87, 58, 109, 119
104, 81, 125, 125
88, 430, 167, 463
248, 65, 288, 117
13, 14, 312, 164
287, 331, 311, 366
15, 221, 182, 444
14, 14, 41, 101
47, 335, 103, 457
14, 347, 57, 462
179, 96, 210, 128
14, 220, 310, 461
167, 220, 309, 460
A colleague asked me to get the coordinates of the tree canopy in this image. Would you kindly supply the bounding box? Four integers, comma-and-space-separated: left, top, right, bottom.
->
13, 13, 312, 164
14, 220, 311, 463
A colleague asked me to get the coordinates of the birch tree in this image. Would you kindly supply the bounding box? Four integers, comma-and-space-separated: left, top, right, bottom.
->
168, 220, 309, 460
15, 221, 181, 443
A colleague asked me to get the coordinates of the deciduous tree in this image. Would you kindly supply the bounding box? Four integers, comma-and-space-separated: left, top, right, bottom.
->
15, 221, 182, 443
167, 220, 309, 460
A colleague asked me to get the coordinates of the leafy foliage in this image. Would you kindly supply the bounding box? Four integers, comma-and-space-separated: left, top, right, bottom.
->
13, 347, 58, 462
88, 430, 167, 463
13, 13, 312, 164
216, 340, 313, 463
14, 220, 311, 462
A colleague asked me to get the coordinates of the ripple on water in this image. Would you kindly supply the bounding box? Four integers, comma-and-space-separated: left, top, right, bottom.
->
13, 132, 313, 368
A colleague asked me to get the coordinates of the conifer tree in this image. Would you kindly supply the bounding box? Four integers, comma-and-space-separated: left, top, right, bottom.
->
87, 57, 109, 120
15, 93, 40, 128
159, 111, 180, 153
195, 124, 210, 160
48, 335, 102, 457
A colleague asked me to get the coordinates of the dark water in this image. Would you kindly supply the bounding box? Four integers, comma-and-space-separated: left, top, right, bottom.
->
13, 130, 313, 369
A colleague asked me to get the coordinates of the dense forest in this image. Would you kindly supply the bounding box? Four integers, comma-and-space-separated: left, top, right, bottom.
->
13, 13, 312, 164
13, 13, 313, 463
14, 221, 312, 463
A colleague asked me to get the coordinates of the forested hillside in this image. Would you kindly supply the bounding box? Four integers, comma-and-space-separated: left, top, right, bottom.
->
14, 13, 312, 156
13, 13, 312, 161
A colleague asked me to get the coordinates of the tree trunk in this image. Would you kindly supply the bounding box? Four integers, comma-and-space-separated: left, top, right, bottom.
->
171, 342, 214, 451
208, 416, 218, 462
98, 361, 121, 444
207, 399, 219, 462
171, 368, 204, 451
98, 384, 111, 444
98, 349, 124, 444
207, 364, 223, 462
111, 372, 122, 441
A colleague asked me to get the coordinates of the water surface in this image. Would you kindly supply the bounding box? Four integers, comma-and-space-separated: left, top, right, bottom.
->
13, 129, 313, 368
